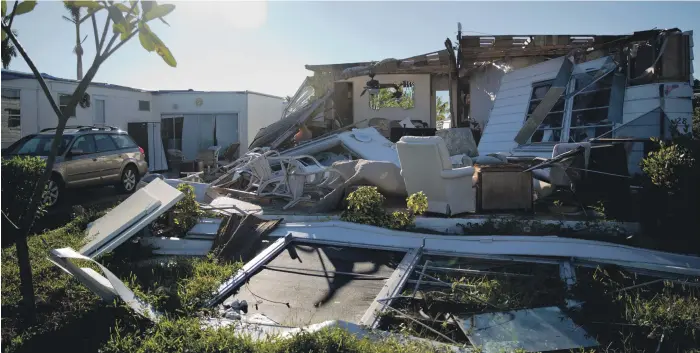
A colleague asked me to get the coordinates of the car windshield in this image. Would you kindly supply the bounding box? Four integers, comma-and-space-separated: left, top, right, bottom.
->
12, 135, 74, 156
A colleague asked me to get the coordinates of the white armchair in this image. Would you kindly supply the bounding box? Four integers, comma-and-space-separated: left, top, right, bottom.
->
396, 136, 476, 215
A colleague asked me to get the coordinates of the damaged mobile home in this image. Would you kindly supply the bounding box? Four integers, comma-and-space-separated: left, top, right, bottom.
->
47, 26, 698, 352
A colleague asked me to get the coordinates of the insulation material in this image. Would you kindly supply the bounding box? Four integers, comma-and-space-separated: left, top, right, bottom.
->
49, 247, 161, 321
458, 306, 598, 353
337, 127, 401, 167
514, 56, 574, 145
147, 122, 169, 172
79, 179, 184, 258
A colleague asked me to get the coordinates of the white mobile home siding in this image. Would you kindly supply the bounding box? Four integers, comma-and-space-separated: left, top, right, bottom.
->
246, 93, 284, 153
468, 57, 548, 129
478, 56, 567, 157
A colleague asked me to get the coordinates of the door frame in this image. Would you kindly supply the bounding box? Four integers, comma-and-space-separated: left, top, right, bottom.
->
93, 95, 107, 125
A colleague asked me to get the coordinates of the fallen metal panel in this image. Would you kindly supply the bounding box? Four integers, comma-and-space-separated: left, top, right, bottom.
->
361, 247, 422, 329
267, 221, 700, 276
80, 192, 160, 256
206, 233, 293, 307
80, 179, 184, 259
457, 306, 598, 353
514, 56, 574, 145
140, 237, 213, 256
187, 218, 223, 238
49, 247, 162, 321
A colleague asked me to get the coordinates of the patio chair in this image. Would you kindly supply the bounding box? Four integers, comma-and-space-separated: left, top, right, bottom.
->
396, 136, 476, 215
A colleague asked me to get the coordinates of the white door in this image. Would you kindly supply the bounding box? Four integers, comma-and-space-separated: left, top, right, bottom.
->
94, 99, 105, 124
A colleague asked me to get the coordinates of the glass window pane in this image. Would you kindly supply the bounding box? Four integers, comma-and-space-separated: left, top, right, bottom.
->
71, 135, 97, 154
531, 83, 552, 100
94, 134, 117, 152
530, 129, 562, 143
111, 134, 137, 149
569, 125, 612, 142
571, 108, 610, 127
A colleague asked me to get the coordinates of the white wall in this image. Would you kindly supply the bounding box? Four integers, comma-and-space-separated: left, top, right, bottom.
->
615, 82, 694, 174
468, 57, 546, 129
246, 93, 284, 151
346, 73, 433, 127
154, 91, 249, 153
2, 78, 154, 147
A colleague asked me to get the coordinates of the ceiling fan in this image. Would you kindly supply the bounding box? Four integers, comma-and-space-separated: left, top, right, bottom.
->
360, 73, 404, 98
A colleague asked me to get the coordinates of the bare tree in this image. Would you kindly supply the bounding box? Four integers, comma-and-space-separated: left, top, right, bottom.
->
1, 0, 177, 322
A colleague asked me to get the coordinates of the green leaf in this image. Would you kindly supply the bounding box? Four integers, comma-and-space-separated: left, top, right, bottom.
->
143, 3, 174, 21
140, 0, 154, 15
129, 0, 139, 15
138, 22, 155, 51
107, 4, 127, 26
69, 1, 103, 9
2, 30, 6, 41
2, 1, 7, 17
154, 39, 176, 67
14, 0, 37, 16
114, 3, 130, 12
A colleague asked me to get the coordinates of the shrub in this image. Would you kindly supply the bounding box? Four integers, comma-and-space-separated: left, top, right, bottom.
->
155, 183, 202, 235
341, 186, 390, 227
341, 187, 427, 230
641, 138, 695, 191
1, 156, 47, 241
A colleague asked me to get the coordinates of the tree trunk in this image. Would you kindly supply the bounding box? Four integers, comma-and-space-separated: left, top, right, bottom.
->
14, 61, 102, 323
75, 23, 83, 80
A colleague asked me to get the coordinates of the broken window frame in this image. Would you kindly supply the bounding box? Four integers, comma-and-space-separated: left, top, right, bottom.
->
567, 70, 615, 143
525, 80, 566, 144
520, 60, 617, 147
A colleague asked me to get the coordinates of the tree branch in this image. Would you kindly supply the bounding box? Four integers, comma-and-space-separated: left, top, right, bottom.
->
103, 33, 119, 55
2, 24, 64, 119
97, 11, 111, 55
102, 29, 138, 61
7, 0, 19, 29
91, 13, 100, 52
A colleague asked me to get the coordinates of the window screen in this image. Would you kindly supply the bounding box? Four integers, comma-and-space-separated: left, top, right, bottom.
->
139, 100, 150, 111
2, 89, 21, 130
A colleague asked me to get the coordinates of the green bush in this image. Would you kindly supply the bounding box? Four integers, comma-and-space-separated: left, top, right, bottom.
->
1, 156, 47, 240
641, 138, 695, 191
154, 183, 202, 235
340, 187, 427, 230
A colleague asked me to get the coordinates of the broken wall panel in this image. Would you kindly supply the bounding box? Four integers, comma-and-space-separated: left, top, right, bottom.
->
80, 179, 184, 259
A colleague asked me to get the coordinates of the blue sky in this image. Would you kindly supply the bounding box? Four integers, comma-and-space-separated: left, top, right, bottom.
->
6, 1, 700, 97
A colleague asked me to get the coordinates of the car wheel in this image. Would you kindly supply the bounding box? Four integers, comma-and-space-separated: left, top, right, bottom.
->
118, 165, 139, 193
43, 176, 62, 208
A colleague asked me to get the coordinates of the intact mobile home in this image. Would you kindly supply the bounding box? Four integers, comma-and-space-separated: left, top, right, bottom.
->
1, 70, 285, 170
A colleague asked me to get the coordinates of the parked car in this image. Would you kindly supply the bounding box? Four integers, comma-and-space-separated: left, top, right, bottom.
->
2, 125, 149, 207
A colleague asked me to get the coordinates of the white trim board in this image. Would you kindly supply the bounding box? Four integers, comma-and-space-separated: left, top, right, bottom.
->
266, 221, 700, 277
80, 178, 184, 258
49, 247, 162, 321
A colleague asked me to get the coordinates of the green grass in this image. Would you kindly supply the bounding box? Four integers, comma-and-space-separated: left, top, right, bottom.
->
101, 317, 447, 353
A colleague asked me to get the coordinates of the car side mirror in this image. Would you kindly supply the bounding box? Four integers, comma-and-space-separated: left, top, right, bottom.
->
69, 148, 84, 157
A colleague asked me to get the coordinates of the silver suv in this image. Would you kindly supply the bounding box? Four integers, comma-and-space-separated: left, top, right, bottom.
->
3, 125, 148, 207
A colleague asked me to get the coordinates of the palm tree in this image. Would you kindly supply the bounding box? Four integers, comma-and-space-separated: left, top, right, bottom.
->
1, 29, 18, 69
436, 96, 449, 121
62, 2, 84, 79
